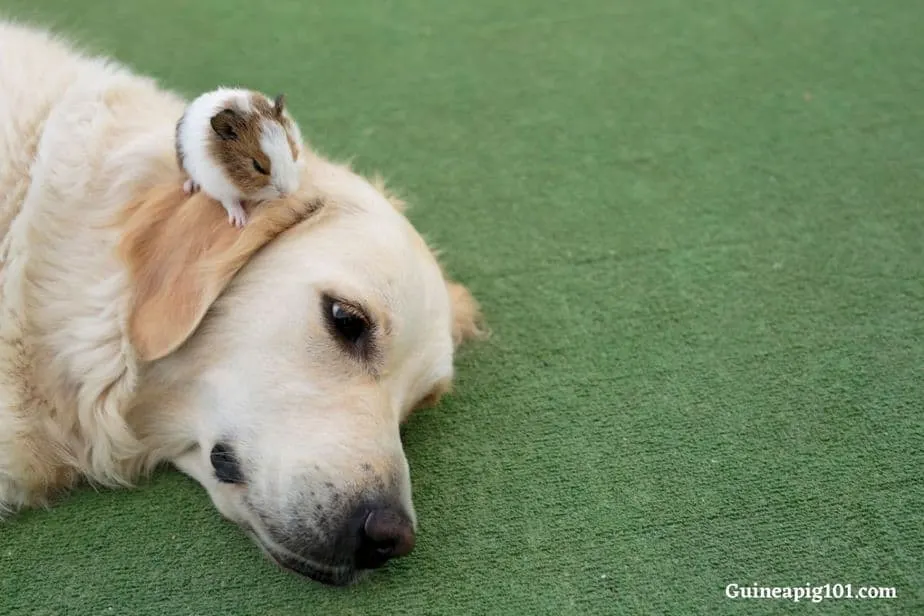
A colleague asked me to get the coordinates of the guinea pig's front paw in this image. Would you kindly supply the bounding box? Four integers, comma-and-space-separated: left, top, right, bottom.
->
183, 179, 200, 194
221, 199, 248, 228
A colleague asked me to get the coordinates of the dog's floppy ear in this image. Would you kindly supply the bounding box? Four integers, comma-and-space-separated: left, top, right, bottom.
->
118, 184, 323, 362
446, 281, 486, 347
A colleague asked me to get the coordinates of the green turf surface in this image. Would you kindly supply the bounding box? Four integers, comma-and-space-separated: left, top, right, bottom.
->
1, 0, 923, 613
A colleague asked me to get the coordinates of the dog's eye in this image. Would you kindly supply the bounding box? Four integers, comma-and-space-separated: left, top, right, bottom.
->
252, 159, 269, 175
322, 295, 376, 363
329, 300, 368, 346
210, 443, 245, 484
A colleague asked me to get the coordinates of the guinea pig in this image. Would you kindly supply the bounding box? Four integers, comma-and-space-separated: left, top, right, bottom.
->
175, 88, 303, 227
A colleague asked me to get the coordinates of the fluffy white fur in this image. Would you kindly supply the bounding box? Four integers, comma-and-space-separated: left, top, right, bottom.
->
0, 22, 481, 584
178, 87, 301, 225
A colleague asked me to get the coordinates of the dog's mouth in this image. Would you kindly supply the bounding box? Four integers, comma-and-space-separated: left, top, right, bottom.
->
245, 528, 363, 586
267, 549, 362, 586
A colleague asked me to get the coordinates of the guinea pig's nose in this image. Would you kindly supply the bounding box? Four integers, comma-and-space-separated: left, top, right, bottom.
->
275, 179, 298, 197
353, 506, 416, 569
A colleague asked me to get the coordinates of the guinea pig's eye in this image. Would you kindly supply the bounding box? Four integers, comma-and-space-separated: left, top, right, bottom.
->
323, 296, 372, 357
252, 159, 269, 175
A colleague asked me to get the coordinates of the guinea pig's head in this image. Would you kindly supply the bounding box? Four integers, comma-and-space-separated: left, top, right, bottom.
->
209, 92, 301, 200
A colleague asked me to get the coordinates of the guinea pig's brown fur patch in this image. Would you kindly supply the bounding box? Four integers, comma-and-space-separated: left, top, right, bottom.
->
207, 92, 297, 196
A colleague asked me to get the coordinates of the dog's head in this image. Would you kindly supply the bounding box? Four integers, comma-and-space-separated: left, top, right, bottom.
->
120, 158, 482, 584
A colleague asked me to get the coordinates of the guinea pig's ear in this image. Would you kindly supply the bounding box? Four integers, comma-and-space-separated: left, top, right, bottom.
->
273, 93, 286, 116
210, 109, 241, 140
118, 184, 324, 362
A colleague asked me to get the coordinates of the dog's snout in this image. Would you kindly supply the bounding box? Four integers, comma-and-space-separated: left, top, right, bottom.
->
353, 506, 416, 570
209, 442, 244, 484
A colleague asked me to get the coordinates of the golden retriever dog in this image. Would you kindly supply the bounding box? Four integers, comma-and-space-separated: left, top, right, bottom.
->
0, 22, 482, 585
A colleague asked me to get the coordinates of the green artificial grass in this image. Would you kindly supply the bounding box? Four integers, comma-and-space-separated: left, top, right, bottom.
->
1, 0, 923, 614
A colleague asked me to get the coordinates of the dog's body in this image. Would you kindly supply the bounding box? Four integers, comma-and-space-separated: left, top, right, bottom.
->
0, 22, 480, 584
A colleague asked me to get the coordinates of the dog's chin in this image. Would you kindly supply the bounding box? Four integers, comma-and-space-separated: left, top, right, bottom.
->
245, 530, 364, 586
269, 550, 365, 586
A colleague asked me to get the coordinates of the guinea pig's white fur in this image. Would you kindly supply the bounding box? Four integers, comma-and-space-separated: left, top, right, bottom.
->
177, 87, 301, 224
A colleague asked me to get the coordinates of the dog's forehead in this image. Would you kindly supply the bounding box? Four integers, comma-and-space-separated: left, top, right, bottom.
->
270, 164, 453, 347
290, 162, 443, 285
301, 168, 455, 381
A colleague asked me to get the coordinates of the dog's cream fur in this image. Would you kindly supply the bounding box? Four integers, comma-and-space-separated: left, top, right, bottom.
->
0, 22, 481, 583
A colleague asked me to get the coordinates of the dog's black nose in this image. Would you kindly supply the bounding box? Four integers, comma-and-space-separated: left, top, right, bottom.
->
353, 506, 416, 569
